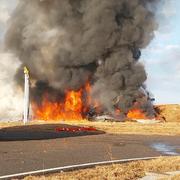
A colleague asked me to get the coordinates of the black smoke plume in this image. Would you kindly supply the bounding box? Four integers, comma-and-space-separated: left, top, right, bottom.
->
5, 0, 160, 117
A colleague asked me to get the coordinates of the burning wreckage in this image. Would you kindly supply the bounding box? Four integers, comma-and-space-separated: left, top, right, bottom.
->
5, 0, 163, 122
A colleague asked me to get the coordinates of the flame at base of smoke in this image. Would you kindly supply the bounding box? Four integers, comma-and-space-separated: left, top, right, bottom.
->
32, 82, 154, 121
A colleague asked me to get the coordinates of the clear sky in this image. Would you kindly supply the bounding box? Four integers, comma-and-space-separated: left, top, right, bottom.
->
0, 0, 179, 105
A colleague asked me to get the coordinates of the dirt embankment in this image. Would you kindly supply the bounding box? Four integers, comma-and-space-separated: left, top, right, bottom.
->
155, 104, 180, 122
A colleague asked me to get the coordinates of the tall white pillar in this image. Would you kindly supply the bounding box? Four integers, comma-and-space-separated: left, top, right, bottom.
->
23, 67, 30, 124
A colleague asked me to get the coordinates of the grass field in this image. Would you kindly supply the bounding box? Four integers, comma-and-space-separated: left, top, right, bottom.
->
0, 121, 180, 136
24, 156, 180, 180
68, 121, 180, 136
0, 121, 180, 135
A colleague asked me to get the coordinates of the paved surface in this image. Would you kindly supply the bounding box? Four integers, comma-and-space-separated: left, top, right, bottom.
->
0, 124, 180, 176
141, 171, 180, 180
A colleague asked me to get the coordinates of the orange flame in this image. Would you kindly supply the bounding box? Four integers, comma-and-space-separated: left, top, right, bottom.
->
32, 81, 153, 121
32, 82, 100, 121
84, 82, 101, 111
33, 89, 83, 121
127, 109, 147, 119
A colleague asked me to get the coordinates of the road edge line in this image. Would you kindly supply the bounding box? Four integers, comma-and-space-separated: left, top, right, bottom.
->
0, 156, 160, 179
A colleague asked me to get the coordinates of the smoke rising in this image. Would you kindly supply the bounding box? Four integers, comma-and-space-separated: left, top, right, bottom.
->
0, 52, 23, 120
5, 0, 160, 117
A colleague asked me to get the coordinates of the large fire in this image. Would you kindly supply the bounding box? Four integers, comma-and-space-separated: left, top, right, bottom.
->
32, 89, 83, 121
32, 82, 152, 121
32, 82, 95, 121
127, 109, 148, 119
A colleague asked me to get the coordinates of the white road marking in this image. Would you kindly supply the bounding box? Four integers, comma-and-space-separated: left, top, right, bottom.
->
0, 156, 159, 179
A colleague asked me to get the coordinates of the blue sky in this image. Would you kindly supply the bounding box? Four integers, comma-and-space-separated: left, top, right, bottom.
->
0, 0, 179, 105
141, 0, 180, 104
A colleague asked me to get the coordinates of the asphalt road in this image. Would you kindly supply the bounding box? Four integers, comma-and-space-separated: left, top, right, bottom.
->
0, 124, 180, 177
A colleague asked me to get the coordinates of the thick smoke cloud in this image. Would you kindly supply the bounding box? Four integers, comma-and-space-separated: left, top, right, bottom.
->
5, 0, 159, 117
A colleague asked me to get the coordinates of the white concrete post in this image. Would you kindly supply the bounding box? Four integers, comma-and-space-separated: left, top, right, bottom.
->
23, 67, 30, 124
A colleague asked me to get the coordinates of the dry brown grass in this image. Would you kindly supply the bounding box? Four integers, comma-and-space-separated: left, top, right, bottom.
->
171, 174, 180, 180
23, 156, 180, 180
0, 121, 40, 128
156, 104, 180, 122
160, 174, 180, 180
69, 121, 180, 136
1, 121, 180, 136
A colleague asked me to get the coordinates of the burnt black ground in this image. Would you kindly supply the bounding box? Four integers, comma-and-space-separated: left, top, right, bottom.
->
0, 124, 104, 141
0, 124, 180, 176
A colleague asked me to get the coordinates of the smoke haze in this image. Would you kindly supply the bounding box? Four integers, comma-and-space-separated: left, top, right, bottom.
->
0, 51, 23, 120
